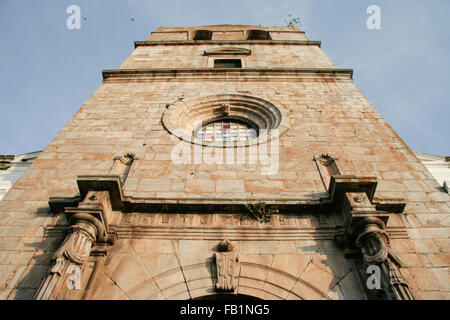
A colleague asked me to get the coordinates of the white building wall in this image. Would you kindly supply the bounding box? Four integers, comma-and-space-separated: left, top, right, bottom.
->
0, 151, 41, 201
415, 152, 450, 193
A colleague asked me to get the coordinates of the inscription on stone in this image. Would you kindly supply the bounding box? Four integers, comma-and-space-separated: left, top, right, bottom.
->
277, 215, 296, 227
177, 215, 193, 225
140, 215, 155, 225
318, 214, 327, 225
239, 215, 257, 227
157, 214, 175, 226
218, 214, 240, 226
199, 215, 212, 225
118, 213, 331, 229
123, 214, 140, 225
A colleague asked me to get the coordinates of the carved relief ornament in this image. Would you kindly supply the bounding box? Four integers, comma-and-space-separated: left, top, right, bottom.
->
213, 239, 239, 292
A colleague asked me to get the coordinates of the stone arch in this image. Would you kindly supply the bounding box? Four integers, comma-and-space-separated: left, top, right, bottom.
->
237, 261, 333, 300
142, 260, 333, 300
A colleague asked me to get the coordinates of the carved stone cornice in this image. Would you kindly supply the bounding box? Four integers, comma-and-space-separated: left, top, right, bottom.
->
49, 191, 331, 215
76, 175, 125, 210
329, 175, 379, 204
101, 68, 354, 81
134, 40, 320, 48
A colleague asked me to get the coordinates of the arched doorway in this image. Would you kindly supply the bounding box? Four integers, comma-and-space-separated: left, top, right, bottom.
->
192, 293, 262, 300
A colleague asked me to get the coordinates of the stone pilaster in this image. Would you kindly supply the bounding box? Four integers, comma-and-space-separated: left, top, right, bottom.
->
331, 176, 414, 300
35, 180, 119, 300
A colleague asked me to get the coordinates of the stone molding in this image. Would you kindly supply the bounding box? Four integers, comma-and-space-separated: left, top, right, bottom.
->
44, 212, 409, 241
134, 40, 320, 48
124, 260, 334, 300
102, 68, 354, 81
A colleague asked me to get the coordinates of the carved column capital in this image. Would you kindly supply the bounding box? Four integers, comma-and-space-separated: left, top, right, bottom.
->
69, 211, 107, 242
34, 217, 99, 300
53, 222, 96, 266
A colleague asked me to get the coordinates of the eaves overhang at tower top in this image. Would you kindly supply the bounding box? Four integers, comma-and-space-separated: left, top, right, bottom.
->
152, 24, 302, 33
146, 24, 308, 42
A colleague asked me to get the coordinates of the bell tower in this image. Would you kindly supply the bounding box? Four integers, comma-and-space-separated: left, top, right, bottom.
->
0, 25, 448, 300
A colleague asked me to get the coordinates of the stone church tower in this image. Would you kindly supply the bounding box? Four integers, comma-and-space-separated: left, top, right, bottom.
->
0, 25, 448, 300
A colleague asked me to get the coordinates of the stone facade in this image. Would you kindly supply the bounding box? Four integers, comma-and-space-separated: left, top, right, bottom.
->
0, 25, 448, 300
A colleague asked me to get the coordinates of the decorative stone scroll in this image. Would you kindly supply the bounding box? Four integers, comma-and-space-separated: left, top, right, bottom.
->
313, 154, 340, 191
351, 215, 414, 300
331, 175, 414, 300
355, 217, 389, 264
35, 216, 100, 300
109, 153, 136, 183
213, 239, 239, 292
54, 222, 96, 266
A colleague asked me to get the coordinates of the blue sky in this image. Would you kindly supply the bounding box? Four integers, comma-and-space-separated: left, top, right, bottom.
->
0, 0, 449, 156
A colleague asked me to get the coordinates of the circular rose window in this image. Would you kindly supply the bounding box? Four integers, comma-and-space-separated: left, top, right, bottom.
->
162, 94, 288, 147
195, 119, 258, 143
